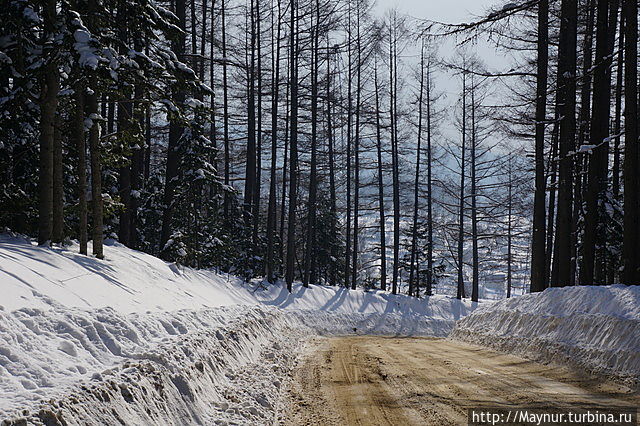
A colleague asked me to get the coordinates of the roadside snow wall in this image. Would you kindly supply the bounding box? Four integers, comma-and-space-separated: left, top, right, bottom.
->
450, 285, 640, 389
0, 306, 306, 426
0, 233, 479, 425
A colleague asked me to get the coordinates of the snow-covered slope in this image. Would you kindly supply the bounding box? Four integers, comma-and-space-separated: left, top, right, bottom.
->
0, 233, 477, 423
0, 234, 255, 313
450, 285, 640, 388
255, 282, 476, 336
256, 282, 474, 318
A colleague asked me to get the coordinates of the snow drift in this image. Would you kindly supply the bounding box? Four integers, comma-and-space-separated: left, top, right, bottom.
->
0, 305, 306, 425
450, 285, 640, 388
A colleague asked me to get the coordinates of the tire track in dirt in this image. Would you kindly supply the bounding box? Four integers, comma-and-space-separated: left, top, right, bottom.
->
280, 336, 639, 425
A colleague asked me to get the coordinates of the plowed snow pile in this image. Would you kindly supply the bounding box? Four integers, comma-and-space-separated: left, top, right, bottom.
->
0, 233, 476, 424
450, 285, 640, 388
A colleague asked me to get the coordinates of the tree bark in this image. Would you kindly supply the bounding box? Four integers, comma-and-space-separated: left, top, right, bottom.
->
470, 75, 479, 303
266, 0, 281, 283
253, 0, 263, 245
389, 14, 400, 295
374, 60, 387, 292
285, 0, 298, 292
38, 0, 59, 246
52, 112, 64, 244
612, 10, 624, 199
409, 41, 425, 298
327, 36, 337, 286
304, 0, 319, 287
551, 0, 577, 287
530, 0, 549, 293
425, 60, 433, 297
87, 78, 104, 259
622, 0, 638, 284
351, 3, 361, 290
244, 0, 257, 227
344, 0, 352, 289
74, 82, 88, 255
222, 0, 231, 219
582, 0, 612, 285
457, 69, 467, 300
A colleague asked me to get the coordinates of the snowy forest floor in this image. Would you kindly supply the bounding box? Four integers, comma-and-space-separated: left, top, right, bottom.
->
280, 336, 639, 425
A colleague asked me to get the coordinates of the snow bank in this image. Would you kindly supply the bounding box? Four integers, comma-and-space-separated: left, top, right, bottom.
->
450, 285, 640, 388
0, 232, 479, 423
0, 305, 307, 424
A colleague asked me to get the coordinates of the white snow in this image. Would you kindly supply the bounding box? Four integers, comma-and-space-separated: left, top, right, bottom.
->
450, 285, 640, 388
73, 29, 101, 70
0, 233, 477, 424
0, 305, 305, 425
0, 234, 256, 313
2, 231, 638, 423
255, 282, 476, 336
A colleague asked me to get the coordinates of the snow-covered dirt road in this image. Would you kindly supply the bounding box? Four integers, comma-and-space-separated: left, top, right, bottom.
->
281, 336, 640, 425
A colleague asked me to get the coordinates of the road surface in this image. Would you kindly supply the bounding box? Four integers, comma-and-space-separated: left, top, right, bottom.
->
281, 336, 639, 425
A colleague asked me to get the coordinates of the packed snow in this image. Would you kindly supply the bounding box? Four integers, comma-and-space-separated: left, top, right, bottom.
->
0, 233, 477, 424
450, 285, 640, 389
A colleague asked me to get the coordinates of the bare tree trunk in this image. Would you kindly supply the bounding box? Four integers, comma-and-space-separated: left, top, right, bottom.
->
547, 113, 559, 285
622, 0, 639, 284
38, 0, 59, 246
612, 10, 624, 199
570, 1, 595, 287
209, 0, 219, 179
304, 0, 319, 287
285, 0, 298, 292
409, 40, 425, 298
552, 0, 577, 287
582, 0, 613, 285
327, 36, 337, 286
52, 113, 64, 244
87, 76, 104, 259
222, 0, 231, 219
244, 0, 257, 227
74, 82, 88, 255
389, 14, 400, 295
351, 3, 361, 291
344, 0, 352, 289
605, 0, 619, 285
253, 0, 263, 244
160, 0, 186, 250
279, 57, 290, 267
530, 0, 548, 293
507, 155, 513, 298
457, 70, 467, 300
470, 74, 479, 303
266, 0, 281, 283
425, 60, 433, 297
374, 60, 387, 292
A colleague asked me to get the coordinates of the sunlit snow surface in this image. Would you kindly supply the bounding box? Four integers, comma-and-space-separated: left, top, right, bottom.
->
0, 233, 478, 424
451, 284, 640, 389
2, 232, 637, 424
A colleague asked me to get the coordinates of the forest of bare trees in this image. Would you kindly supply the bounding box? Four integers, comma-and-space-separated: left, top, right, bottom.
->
1, 0, 639, 300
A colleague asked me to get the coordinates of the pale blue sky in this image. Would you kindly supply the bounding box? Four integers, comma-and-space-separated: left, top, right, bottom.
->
373, 0, 495, 23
